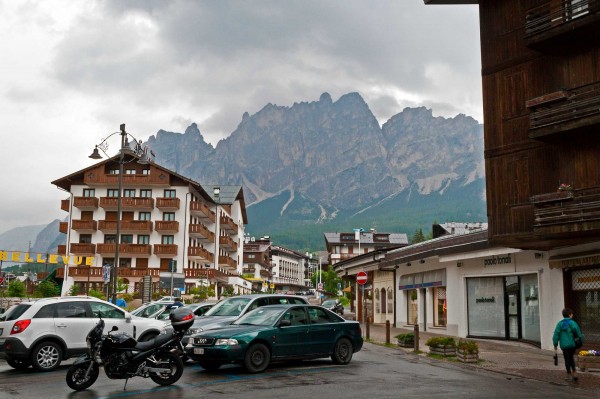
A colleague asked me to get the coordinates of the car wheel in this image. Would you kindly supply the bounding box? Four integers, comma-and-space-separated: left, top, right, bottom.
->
331, 338, 353, 365
6, 358, 31, 370
198, 361, 221, 371
244, 343, 270, 373
31, 341, 63, 371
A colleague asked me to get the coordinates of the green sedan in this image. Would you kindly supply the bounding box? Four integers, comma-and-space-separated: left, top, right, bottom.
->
186, 304, 363, 373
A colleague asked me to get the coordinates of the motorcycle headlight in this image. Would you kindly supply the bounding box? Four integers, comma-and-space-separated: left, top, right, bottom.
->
186, 327, 203, 336
215, 338, 238, 346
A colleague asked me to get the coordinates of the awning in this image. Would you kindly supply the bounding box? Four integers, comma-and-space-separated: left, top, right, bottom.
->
398, 269, 446, 290
342, 286, 352, 293
549, 251, 600, 269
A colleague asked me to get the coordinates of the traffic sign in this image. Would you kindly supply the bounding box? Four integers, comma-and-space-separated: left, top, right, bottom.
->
356, 271, 368, 285
317, 282, 323, 291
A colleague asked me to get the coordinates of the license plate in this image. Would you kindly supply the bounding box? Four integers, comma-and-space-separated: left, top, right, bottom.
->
193, 348, 204, 355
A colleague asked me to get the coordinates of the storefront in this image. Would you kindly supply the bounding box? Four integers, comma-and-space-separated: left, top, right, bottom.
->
466, 273, 540, 343
398, 269, 447, 330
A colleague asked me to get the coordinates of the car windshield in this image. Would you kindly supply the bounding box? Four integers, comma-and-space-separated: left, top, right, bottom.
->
233, 307, 283, 326
204, 297, 251, 317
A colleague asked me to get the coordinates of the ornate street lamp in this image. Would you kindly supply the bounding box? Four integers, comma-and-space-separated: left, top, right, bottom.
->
89, 124, 153, 304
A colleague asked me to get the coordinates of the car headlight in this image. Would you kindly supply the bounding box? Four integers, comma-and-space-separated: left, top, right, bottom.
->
215, 338, 238, 346
186, 327, 203, 336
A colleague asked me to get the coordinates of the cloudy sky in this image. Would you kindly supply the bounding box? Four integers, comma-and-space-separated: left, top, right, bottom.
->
0, 0, 481, 235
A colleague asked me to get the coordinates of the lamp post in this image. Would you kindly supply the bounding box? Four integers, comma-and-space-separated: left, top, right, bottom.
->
89, 124, 152, 304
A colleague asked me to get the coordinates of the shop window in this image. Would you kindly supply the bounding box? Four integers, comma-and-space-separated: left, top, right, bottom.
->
433, 287, 447, 327
387, 287, 393, 313
407, 289, 418, 325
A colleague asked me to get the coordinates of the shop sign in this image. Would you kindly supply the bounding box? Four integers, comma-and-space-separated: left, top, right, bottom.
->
0, 250, 94, 266
483, 254, 512, 267
475, 296, 496, 304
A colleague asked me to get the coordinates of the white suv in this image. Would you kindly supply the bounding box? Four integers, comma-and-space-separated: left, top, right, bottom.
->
0, 296, 167, 371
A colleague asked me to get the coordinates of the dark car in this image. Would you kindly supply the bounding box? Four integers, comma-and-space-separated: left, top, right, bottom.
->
182, 294, 308, 345
186, 304, 363, 373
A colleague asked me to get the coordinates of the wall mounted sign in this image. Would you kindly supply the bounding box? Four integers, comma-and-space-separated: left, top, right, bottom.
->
0, 250, 94, 266
483, 254, 512, 266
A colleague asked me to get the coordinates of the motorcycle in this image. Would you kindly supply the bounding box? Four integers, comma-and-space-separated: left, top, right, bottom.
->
326, 300, 344, 315
66, 307, 194, 391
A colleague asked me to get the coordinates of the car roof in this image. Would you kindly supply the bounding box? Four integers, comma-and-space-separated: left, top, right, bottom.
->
227, 294, 307, 299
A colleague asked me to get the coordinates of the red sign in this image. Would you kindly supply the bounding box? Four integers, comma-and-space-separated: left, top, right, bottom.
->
356, 271, 368, 285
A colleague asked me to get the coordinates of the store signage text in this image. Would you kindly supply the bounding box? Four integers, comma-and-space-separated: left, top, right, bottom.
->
483, 255, 512, 266
476, 296, 496, 303
0, 251, 93, 266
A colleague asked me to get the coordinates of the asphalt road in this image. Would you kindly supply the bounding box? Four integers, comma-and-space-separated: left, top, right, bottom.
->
0, 343, 596, 399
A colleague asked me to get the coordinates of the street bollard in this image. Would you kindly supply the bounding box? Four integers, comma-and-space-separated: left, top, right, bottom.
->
385, 320, 390, 344
366, 317, 370, 340
414, 324, 419, 352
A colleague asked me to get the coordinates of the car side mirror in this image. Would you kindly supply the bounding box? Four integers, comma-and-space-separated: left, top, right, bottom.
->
125, 314, 132, 323
279, 319, 292, 327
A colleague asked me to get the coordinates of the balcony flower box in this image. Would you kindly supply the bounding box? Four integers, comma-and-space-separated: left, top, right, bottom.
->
530, 191, 573, 204
426, 336, 456, 357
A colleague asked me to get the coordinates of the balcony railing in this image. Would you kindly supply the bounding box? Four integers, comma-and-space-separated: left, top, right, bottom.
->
83, 168, 170, 186
220, 215, 238, 234
527, 82, 600, 138
98, 220, 153, 233
155, 220, 179, 233
73, 196, 99, 210
218, 255, 237, 270
153, 244, 178, 257
188, 246, 214, 262
61, 199, 70, 212
59, 222, 68, 234
184, 268, 215, 279
189, 201, 216, 222
189, 223, 214, 242
69, 243, 96, 255
532, 187, 600, 234
219, 235, 238, 252
71, 220, 98, 232
57, 245, 66, 255
524, 0, 600, 50
156, 197, 180, 210
96, 243, 152, 256
99, 197, 154, 211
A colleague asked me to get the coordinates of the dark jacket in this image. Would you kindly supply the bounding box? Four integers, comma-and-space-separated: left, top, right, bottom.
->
552, 318, 583, 350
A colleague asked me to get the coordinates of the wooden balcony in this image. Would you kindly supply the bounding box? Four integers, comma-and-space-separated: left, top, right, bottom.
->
219, 235, 238, 252
96, 243, 151, 256
189, 201, 215, 222
189, 223, 214, 242
184, 268, 215, 279
218, 255, 237, 270
118, 268, 161, 278
155, 220, 179, 233
72, 220, 98, 233
527, 82, 600, 139
61, 199, 70, 212
98, 220, 153, 233
73, 196, 99, 210
532, 187, 600, 235
69, 243, 96, 256
153, 244, 178, 257
156, 197, 180, 210
99, 197, 154, 211
524, 0, 600, 52
57, 244, 66, 255
188, 246, 214, 262
220, 215, 238, 234
83, 166, 170, 186
59, 222, 68, 234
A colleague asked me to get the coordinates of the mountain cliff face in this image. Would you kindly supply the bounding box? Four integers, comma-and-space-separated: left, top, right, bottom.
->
147, 92, 486, 249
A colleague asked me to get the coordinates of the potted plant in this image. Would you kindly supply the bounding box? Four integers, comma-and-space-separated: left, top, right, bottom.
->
395, 333, 415, 348
456, 339, 479, 363
578, 349, 600, 371
425, 336, 456, 356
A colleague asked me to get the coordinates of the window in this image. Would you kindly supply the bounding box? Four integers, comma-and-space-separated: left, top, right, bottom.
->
121, 234, 133, 244
433, 287, 447, 327
104, 235, 117, 244
140, 189, 152, 198
164, 189, 176, 198
138, 235, 150, 244
162, 235, 174, 244
119, 258, 132, 268
142, 169, 150, 175
34, 304, 57, 318
125, 169, 136, 175
123, 189, 136, 198
56, 302, 87, 318
89, 302, 124, 319
163, 212, 175, 221
83, 189, 95, 197
139, 212, 151, 221
79, 234, 92, 244
108, 169, 119, 175
407, 290, 418, 325
107, 189, 119, 198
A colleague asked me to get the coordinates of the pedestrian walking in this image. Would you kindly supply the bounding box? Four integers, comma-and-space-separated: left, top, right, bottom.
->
552, 308, 584, 382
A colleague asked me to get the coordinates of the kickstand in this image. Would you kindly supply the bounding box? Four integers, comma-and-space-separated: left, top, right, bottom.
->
123, 378, 129, 390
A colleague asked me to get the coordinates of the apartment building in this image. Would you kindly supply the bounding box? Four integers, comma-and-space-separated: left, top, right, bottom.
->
324, 230, 408, 265
51, 150, 248, 299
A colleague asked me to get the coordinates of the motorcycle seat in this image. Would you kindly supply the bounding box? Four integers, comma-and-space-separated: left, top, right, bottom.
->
134, 331, 174, 351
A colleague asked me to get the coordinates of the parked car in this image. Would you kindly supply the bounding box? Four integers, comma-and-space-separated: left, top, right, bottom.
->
182, 294, 309, 345
185, 301, 216, 317
321, 299, 344, 315
186, 304, 363, 372
132, 301, 184, 320
0, 296, 167, 371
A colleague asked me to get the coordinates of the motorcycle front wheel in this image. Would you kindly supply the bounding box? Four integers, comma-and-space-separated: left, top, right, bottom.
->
150, 352, 184, 386
66, 362, 99, 391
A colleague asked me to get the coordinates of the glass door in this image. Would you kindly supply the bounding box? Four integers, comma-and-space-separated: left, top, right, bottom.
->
505, 276, 521, 340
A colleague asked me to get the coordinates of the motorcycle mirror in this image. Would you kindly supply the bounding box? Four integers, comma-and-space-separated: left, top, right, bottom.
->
111, 326, 119, 332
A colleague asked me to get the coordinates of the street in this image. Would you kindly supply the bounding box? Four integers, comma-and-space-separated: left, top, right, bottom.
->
0, 342, 596, 399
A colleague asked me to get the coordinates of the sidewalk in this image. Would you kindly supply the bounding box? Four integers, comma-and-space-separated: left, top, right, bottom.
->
365, 321, 600, 392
